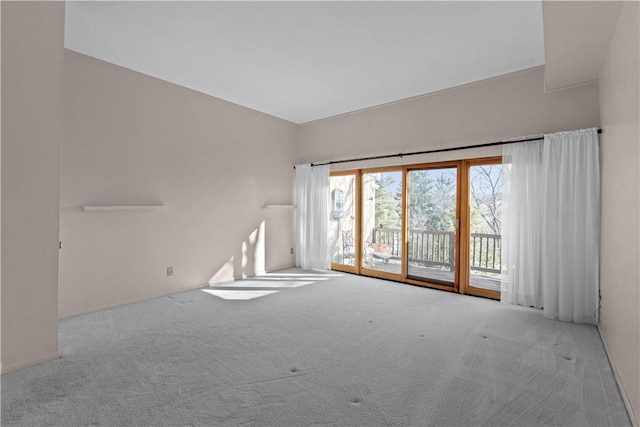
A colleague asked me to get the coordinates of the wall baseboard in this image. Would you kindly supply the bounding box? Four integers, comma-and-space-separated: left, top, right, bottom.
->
265, 264, 297, 274
1, 351, 60, 375
60, 281, 208, 320
598, 326, 638, 427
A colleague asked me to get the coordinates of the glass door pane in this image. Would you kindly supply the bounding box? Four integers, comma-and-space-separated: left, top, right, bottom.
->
329, 174, 357, 270
361, 171, 402, 275
407, 167, 457, 286
468, 164, 504, 293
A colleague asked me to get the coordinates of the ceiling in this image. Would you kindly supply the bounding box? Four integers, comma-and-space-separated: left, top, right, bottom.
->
64, 1, 545, 124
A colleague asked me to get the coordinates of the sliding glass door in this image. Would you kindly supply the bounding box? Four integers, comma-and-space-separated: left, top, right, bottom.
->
329, 172, 358, 273
329, 158, 502, 300
360, 169, 403, 277
465, 158, 503, 298
406, 165, 458, 287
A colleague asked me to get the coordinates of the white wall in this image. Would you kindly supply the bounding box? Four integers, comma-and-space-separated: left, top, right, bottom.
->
59, 51, 298, 318
599, 1, 640, 423
1, 1, 64, 373
298, 67, 599, 168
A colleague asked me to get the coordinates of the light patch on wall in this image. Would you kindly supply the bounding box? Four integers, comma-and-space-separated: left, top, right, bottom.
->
208, 257, 235, 285
202, 289, 279, 301
209, 221, 268, 284
252, 221, 265, 277
242, 221, 266, 278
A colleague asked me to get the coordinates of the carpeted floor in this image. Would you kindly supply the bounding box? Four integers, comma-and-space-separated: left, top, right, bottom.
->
1, 269, 632, 426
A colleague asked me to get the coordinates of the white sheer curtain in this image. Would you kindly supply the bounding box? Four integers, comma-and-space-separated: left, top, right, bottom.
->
501, 140, 544, 309
501, 128, 600, 324
295, 164, 330, 270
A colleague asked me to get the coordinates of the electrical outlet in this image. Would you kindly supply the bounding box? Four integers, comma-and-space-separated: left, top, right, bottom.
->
167, 266, 173, 276
290, 247, 294, 255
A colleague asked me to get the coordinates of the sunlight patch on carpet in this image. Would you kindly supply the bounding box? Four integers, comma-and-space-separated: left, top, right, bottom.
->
202, 289, 280, 300
249, 273, 343, 282
218, 280, 314, 288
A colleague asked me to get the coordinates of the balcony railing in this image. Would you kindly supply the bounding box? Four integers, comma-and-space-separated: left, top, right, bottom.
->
372, 227, 501, 275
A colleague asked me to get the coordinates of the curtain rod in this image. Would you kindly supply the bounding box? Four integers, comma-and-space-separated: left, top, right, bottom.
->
302, 129, 602, 168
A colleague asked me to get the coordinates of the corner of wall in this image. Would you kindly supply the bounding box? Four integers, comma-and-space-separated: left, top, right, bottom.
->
597, 1, 640, 424
1, 0, 64, 374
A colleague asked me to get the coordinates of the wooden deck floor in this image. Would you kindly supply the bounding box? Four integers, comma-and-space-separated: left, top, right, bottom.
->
364, 260, 500, 292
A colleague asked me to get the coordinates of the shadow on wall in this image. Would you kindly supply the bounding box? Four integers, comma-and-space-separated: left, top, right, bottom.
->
208, 221, 266, 284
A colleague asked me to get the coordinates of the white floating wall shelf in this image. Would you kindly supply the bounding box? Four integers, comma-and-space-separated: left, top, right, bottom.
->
263, 204, 296, 209
82, 205, 167, 212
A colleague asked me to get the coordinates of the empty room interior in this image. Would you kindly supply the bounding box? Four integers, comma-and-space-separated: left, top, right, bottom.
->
1, 1, 639, 426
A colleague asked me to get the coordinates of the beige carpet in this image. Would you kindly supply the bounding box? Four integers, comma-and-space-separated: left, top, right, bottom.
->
1, 269, 631, 426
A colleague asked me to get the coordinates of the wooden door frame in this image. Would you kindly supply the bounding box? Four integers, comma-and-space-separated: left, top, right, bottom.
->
329, 156, 503, 301
403, 161, 463, 293
329, 170, 360, 274
460, 157, 502, 300
358, 167, 404, 281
